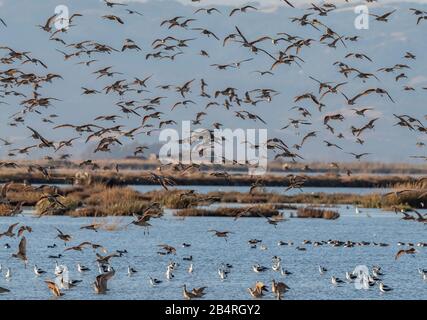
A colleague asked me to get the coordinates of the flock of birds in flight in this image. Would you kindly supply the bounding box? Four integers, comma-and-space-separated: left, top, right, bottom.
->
0, 0, 427, 299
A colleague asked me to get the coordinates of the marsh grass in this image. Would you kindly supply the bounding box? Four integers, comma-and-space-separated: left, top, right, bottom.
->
0, 203, 13, 216
35, 184, 151, 216
4, 183, 44, 206
200, 190, 422, 209
295, 207, 340, 220
206, 191, 289, 204
35, 196, 81, 216
175, 205, 279, 217
80, 185, 152, 216
145, 190, 196, 209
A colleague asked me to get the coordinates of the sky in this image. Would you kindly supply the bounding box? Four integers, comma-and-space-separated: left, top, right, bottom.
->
125, 0, 427, 7
1, 0, 427, 163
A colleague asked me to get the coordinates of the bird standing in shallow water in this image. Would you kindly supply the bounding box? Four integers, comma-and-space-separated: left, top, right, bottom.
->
379, 282, 393, 293
319, 265, 327, 275
149, 277, 162, 286
165, 265, 174, 280
127, 266, 138, 276
34, 265, 46, 276
5, 268, 11, 280
331, 276, 344, 285
272, 280, 290, 300
218, 268, 227, 280
77, 263, 90, 273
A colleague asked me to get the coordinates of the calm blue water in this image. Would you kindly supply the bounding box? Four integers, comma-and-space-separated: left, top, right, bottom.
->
131, 185, 389, 195
0, 205, 425, 300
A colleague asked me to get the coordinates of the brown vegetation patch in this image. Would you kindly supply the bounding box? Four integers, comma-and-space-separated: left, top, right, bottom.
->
35, 184, 151, 216
175, 205, 280, 217
5, 174, 427, 218
144, 190, 197, 209
295, 207, 340, 220
0, 203, 14, 216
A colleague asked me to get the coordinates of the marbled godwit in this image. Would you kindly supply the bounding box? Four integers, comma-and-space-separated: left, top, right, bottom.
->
93, 269, 115, 294
272, 280, 290, 300
45, 280, 63, 297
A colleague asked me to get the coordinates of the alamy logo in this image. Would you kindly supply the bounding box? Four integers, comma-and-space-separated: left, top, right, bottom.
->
54, 5, 70, 31
159, 121, 268, 175
55, 264, 69, 289
353, 265, 370, 290
354, 5, 369, 30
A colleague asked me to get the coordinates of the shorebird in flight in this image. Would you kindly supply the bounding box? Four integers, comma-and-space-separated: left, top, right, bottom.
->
93, 269, 115, 294
45, 280, 63, 297
208, 230, 233, 241
12, 236, 27, 264
395, 248, 417, 260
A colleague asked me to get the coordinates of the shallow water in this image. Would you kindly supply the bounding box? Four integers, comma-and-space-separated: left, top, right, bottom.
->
131, 185, 389, 195
0, 205, 425, 300
34, 183, 389, 195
